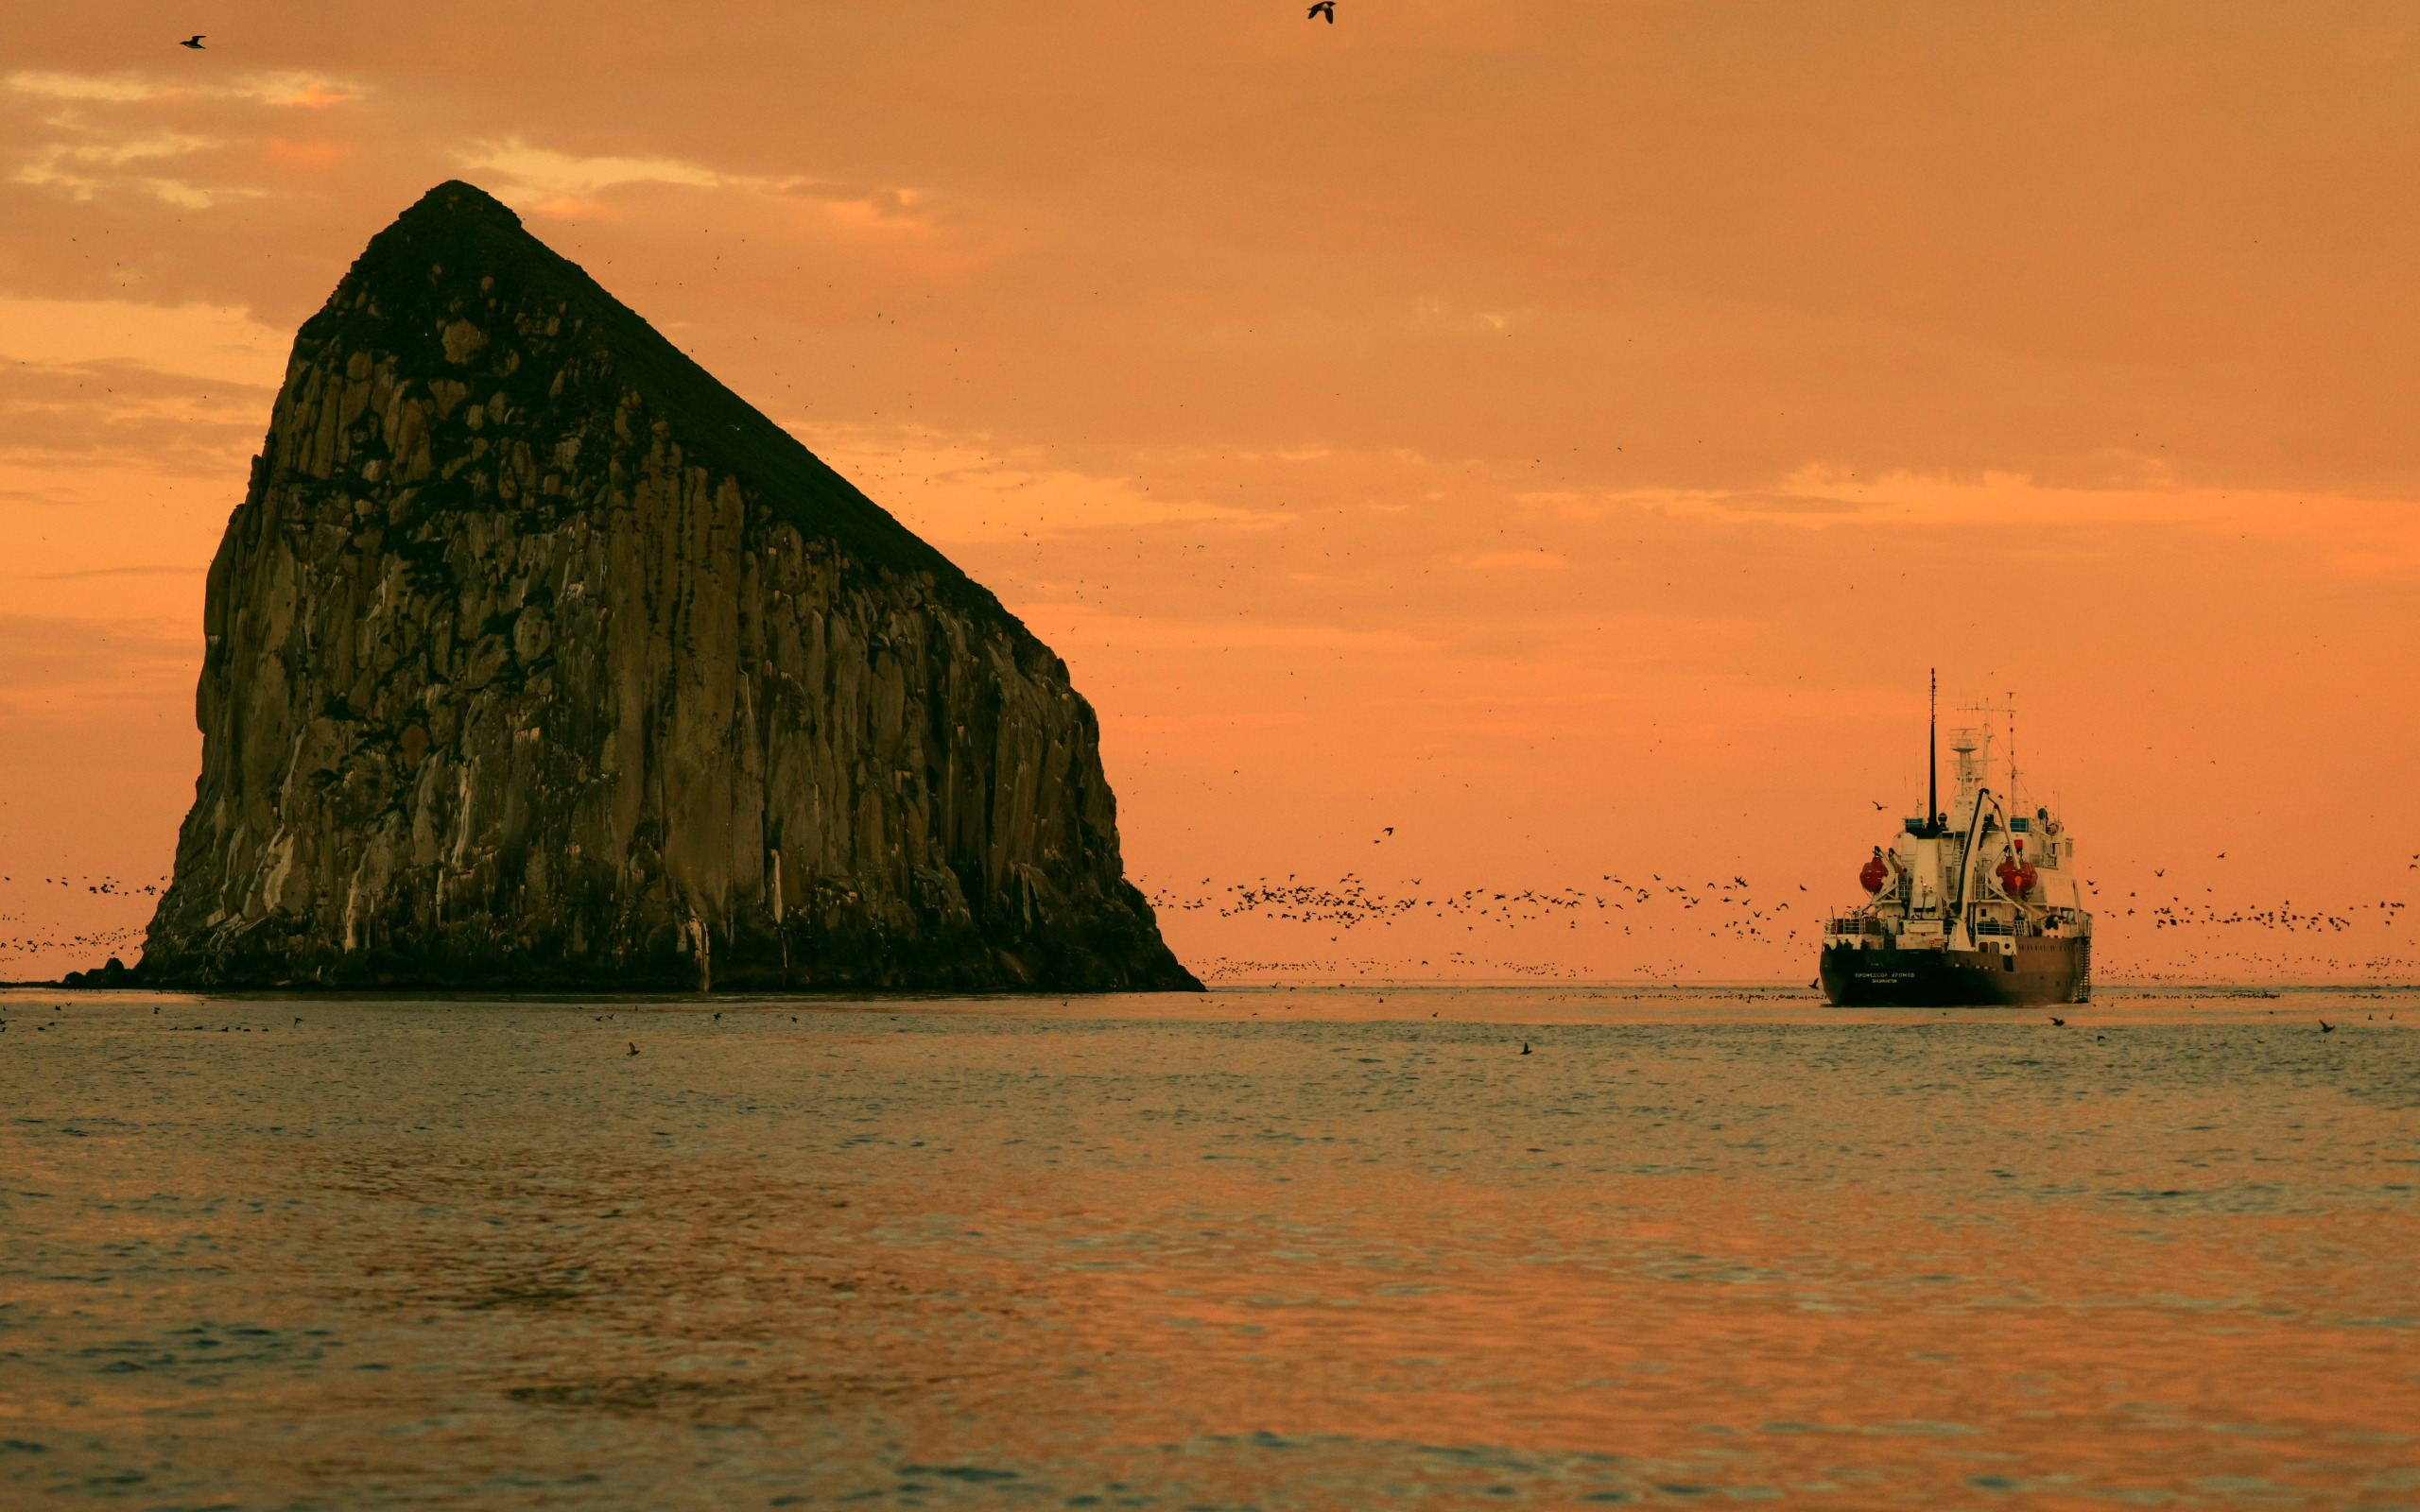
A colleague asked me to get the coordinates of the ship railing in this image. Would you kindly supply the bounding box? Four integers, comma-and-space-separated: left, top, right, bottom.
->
1972, 919, 2017, 937
1824, 917, 1885, 938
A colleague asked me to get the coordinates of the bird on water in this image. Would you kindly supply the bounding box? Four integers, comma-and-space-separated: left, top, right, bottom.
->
179, 35, 204, 48
1308, 2, 1335, 21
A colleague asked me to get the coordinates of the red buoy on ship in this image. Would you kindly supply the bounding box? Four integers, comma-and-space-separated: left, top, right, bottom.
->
1995, 857, 2037, 898
1859, 855, 1889, 893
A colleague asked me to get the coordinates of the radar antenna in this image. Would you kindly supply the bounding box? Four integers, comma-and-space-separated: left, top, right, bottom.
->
1957, 692, 2015, 807
2008, 688, 2017, 815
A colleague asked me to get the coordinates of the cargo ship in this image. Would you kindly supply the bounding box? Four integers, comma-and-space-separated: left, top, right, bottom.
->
1818, 674, 2092, 1006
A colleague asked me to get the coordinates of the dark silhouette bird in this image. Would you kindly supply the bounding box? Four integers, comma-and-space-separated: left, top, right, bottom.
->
1520, 1041, 1531, 1055
2319, 1020, 2334, 1034
628, 1040, 640, 1055
179, 35, 205, 48
1308, 1, 1335, 20
2049, 1016, 2065, 1026
1871, 799, 1887, 810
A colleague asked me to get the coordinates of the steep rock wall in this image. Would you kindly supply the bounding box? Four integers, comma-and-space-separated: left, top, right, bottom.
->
137, 182, 1197, 992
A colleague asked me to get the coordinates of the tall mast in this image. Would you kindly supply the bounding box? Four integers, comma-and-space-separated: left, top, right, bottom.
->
1927, 668, 1937, 827
2008, 688, 2017, 815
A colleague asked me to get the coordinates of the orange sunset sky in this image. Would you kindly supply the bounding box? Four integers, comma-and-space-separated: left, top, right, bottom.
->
3, 1, 2415, 985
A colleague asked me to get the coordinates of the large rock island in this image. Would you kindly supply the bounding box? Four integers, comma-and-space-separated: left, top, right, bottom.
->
136, 181, 1199, 992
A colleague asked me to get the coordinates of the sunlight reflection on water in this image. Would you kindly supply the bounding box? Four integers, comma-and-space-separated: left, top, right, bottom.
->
2, 985, 2414, 1508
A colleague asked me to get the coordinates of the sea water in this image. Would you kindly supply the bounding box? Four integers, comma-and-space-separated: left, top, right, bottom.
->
2, 985, 2413, 1509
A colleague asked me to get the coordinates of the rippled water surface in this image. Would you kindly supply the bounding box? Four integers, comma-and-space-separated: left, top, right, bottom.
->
3, 985, 2415, 1510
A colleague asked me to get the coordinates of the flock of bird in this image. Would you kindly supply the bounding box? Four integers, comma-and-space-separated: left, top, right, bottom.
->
3, 873, 164, 896
2100, 893, 2416, 982
1196, 950, 1630, 984
1150, 837, 2415, 984
1153, 871, 1800, 943
2136, 898, 2405, 933
0, 874, 168, 974
0, 853, 2409, 985
1163, 871, 1815, 985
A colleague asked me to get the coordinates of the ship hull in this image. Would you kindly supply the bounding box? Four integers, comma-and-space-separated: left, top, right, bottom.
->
1819, 935, 2090, 1007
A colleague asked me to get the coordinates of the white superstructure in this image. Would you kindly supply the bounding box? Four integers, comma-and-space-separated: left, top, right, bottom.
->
1826, 712, 2092, 959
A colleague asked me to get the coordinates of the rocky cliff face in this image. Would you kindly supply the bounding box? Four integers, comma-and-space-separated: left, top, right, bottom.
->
138, 181, 1198, 992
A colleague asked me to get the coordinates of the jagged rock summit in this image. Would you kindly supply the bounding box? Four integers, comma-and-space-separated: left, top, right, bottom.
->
138, 180, 1200, 992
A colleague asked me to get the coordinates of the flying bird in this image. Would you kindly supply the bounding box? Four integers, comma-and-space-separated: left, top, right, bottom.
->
2318, 1020, 2334, 1034
179, 35, 205, 48
627, 1040, 640, 1055
1308, 1, 1335, 20
1872, 799, 1887, 810
2049, 1017, 2065, 1026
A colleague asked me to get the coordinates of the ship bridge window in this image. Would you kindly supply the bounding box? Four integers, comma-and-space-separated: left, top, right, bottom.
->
2010, 817, 2031, 833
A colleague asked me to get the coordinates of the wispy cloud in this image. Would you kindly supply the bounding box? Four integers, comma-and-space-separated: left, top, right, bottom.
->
1582, 467, 2420, 582
2, 69, 363, 206
796, 421, 1265, 542
0, 297, 286, 382
3, 70, 364, 108
9, 144, 251, 208
456, 141, 724, 205
0, 610, 196, 705
457, 137, 942, 232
